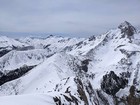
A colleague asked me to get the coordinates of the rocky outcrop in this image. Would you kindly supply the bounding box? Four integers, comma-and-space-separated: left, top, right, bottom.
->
101, 71, 128, 95
126, 85, 140, 105
81, 59, 91, 72
118, 21, 136, 38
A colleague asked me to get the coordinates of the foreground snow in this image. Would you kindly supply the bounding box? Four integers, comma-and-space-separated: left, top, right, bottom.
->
0, 94, 55, 105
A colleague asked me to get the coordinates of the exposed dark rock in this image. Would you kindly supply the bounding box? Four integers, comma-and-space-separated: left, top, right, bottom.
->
85, 73, 95, 79
53, 96, 61, 105
63, 94, 72, 102
129, 85, 136, 96
120, 49, 137, 58
75, 41, 83, 49
88, 35, 96, 41
0, 49, 11, 57
118, 21, 136, 38
0, 65, 36, 86
53, 92, 79, 105
63, 46, 73, 52
119, 58, 132, 66
58, 39, 66, 43
47, 35, 54, 38
133, 63, 140, 85
81, 59, 91, 72
74, 78, 89, 105
120, 71, 131, 78
65, 86, 70, 93
43, 44, 51, 49
116, 45, 125, 49
101, 71, 128, 95
69, 94, 79, 105
96, 90, 110, 105
126, 85, 140, 105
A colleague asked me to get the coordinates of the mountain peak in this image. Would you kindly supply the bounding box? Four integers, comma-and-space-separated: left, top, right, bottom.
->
118, 21, 136, 37
119, 21, 132, 28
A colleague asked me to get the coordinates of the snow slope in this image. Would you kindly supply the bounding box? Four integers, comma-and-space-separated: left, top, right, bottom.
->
0, 94, 55, 105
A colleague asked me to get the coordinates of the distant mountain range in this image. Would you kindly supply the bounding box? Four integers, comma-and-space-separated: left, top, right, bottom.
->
0, 21, 140, 105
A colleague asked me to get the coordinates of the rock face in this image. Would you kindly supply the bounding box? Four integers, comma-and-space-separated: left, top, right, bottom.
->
0, 21, 140, 105
101, 71, 128, 95
118, 21, 136, 38
81, 59, 91, 72
125, 85, 140, 105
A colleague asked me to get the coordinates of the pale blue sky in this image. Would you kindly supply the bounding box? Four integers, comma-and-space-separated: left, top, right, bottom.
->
0, 0, 140, 37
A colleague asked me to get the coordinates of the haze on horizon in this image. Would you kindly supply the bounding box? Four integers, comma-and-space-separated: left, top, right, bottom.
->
0, 0, 140, 37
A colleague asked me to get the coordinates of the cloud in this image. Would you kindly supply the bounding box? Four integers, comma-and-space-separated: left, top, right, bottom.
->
0, 0, 140, 37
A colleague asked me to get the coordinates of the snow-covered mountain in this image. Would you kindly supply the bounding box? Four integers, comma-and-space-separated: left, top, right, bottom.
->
0, 21, 140, 105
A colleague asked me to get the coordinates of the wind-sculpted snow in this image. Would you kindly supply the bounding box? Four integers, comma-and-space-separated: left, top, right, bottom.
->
0, 21, 140, 105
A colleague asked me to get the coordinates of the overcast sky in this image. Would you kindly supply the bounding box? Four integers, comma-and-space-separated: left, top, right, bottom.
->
0, 0, 140, 37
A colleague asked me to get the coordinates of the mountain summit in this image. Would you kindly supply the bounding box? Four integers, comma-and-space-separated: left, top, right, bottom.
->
118, 21, 136, 37
0, 22, 140, 105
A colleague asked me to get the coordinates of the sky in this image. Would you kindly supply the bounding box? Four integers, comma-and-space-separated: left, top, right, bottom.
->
0, 0, 140, 37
